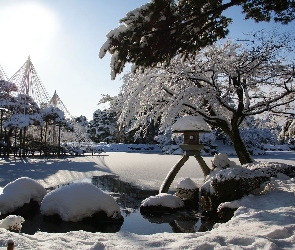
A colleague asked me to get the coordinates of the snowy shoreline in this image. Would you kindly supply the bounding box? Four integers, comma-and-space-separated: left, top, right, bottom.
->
1, 152, 295, 249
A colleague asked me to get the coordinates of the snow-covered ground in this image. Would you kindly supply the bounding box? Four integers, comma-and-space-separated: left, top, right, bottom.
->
0, 145, 295, 249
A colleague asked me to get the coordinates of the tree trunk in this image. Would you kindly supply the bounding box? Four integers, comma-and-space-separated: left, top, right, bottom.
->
5, 128, 14, 157
44, 123, 48, 156
19, 129, 22, 157
230, 127, 253, 165
22, 127, 26, 156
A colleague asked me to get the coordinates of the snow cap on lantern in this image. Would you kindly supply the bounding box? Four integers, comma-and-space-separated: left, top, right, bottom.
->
172, 116, 210, 145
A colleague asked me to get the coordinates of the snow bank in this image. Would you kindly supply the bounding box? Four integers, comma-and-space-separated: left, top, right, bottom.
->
141, 193, 184, 209
0, 177, 46, 214
40, 182, 122, 222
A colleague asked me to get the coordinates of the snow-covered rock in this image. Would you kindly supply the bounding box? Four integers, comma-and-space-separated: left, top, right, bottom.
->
176, 178, 199, 208
0, 177, 46, 214
40, 182, 122, 222
177, 178, 198, 190
140, 193, 184, 212
0, 215, 24, 231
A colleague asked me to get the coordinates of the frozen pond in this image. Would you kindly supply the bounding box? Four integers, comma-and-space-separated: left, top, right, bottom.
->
1, 151, 294, 235
2, 151, 294, 190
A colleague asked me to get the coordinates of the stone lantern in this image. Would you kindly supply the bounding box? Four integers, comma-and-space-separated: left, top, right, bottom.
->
160, 116, 211, 193
172, 115, 211, 156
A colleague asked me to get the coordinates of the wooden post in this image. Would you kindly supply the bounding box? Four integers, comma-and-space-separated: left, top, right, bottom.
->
7, 240, 14, 250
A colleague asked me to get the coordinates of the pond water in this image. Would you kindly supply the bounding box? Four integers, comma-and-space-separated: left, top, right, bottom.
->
2, 175, 214, 235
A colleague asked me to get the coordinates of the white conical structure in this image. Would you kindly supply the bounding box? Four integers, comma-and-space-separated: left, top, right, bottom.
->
49, 90, 72, 119
49, 90, 92, 143
9, 56, 51, 107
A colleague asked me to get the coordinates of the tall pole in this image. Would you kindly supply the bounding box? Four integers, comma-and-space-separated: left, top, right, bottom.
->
0, 109, 3, 156
58, 124, 61, 156
51, 91, 58, 144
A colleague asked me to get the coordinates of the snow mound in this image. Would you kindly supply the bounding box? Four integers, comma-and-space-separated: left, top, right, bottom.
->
0, 177, 46, 214
40, 182, 121, 222
212, 153, 238, 169
0, 215, 24, 231
177, 178, 198, 190
141, 193, 184, 209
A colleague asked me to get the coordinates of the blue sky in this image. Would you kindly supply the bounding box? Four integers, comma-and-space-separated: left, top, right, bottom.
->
0, 1, 294, 120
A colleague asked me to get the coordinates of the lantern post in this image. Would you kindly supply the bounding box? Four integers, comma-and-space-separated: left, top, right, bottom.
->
160, 116, 211, 193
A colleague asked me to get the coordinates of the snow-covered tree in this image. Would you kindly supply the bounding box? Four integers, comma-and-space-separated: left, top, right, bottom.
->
115, 34, 295, 164
1, 93, 41, 155
75, 115, 88, 127
239, 115, 280, 149
100, 0, 295, 79
0, 80, 18, 142
0, 80, 18, 100
87, 109, 117, 143
95, 96, 160, 143
279, 116, 295, 144
0, 78, 75, 155
41, 106, 73, 143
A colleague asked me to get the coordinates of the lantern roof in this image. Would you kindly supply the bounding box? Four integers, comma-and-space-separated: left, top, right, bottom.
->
172, 116, 211, 133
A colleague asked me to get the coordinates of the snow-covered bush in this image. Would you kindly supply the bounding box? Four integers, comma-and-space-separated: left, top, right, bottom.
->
201, 159, 295, 213
40, 182, 122, 222
211, 153, 238, 170
0, 177, 46, 214
62, 143, 84, 155
240, 128, 278, 150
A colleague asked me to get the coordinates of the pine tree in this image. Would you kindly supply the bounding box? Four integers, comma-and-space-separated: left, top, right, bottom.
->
100, 0, 295, 79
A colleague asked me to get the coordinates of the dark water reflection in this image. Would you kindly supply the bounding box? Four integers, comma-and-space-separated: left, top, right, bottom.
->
2, 175, 211, 235
88, 175, 207, 234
